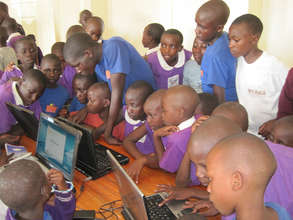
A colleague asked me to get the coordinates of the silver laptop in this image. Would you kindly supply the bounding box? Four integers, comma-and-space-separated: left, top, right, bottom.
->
107, 150, 205, 220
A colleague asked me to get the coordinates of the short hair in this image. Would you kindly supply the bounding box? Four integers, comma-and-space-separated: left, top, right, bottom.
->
23, 69, 47, 87
64, 33, 96, 61
80, 9, 92, 18
0, 2, 8, 13
146, 23, 165, 45
66, 25, 85, 40
163, 29, 183, 45
72, 73, 97, 86
0, 160, 47, 212
51, 42, 65, 53
86, 16, 105, 32
0, 26, 8, 45
14, 36, 35, 51
127, 80, 154, 103
41, 53, 61, 66
231, 14, 263, 36
26, 34, 36, 41
1, 17, 17, 33
198, 93, 219, 115
89, 82, 111, 100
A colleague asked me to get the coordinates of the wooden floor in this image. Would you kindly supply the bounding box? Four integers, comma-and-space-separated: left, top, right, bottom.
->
20, 136, 221, 220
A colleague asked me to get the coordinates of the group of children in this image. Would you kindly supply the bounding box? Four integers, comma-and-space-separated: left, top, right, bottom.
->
0, 0, 292, 220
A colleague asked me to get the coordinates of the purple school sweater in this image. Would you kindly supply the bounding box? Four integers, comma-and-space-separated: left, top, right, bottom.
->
222, 141, 293, 220
0, 82, 42, 134
124, 107, 155, 155
5, 185, 76, 220
58, 65, 76, 98
147, 49, 192, 89
0, 65, 23, 85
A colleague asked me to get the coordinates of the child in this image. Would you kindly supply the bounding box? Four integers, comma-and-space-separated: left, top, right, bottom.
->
1, 17, 23, 50
85, 16, 104, 42
124, 90, 165, 183
154, 85, 199, 173
0, 69, 45, 135
196, 0, 237, 102
69, 73, 96, 114
229, 14, 288, 136
39, 54, 69, 117
0, 36, 38, 85
183, 37, 207, 93
206, 133, 291, 220
0, 27, 17, 75
26, 34, 43, 66
87, 82, 124, 141
142, 23, 165, 56
51, 42, 76, 98
147, 29, 192, 89
211, 102, 248, 132
79, 9, 92, 28
268, 116, 293, 148
66, 25, 85, 40
0, 159, 75, 220
195, 93, 219, 116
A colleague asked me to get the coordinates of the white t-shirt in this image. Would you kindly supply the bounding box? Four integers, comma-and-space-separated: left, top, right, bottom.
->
236, 52, 289, 135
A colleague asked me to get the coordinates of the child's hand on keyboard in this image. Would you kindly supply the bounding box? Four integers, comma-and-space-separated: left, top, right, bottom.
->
47, 169, 68, 191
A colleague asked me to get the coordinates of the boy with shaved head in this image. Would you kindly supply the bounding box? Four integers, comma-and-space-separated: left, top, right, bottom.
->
64, 33, 156, 145
85, 16, 104, 42
195, 0, 237, 102
206, 133, 291, 219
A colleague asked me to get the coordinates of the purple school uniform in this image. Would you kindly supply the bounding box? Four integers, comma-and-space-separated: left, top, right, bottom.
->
147, 49, 192, 89
5, 183, 76, 220
58, 65, 76, 98
0, 82, 42, 134
159, 117, 195, 173
0, 65, 23, 85
124, 106, 155, 155
222, 141, 293, 220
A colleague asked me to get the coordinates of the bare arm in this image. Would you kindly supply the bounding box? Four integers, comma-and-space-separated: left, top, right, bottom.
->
175, 152, 192, 187
213, 85, 225, 103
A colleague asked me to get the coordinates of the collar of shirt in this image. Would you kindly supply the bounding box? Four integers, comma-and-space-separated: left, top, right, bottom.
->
125, 109, 144, 125
145, 46, 160, 56
157, 49, 186, 71
177, 116, 195, 131
12, 81, 24, 106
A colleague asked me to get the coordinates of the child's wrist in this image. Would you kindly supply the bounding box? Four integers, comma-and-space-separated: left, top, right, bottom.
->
52, 181, 74, 193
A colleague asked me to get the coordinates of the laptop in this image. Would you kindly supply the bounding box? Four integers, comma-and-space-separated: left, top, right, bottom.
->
6, 102, 39, 141
9, 113, 82, 181
57, 117, 129, 180
107, 150, 206, 220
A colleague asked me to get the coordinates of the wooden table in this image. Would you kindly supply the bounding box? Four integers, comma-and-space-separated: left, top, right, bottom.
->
20, 136, 221, 220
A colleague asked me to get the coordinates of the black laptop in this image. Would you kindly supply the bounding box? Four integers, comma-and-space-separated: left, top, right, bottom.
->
57, 117, 129, 179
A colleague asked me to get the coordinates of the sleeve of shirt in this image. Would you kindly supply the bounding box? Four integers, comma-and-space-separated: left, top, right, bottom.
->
205, 56, 229, 89
0, 101, 14, 134
104, 40, 131, 76
0, 71, 9, 85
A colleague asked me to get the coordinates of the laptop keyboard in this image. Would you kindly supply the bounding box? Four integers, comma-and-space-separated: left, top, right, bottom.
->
95, 150, 111, 170
145, 194, 176, 220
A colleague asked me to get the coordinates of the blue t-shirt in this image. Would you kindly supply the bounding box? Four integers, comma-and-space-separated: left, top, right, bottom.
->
69, 96, 85, 112
95, 37, 157, 103
201, 32, 237, 101
40, 85, 69, 117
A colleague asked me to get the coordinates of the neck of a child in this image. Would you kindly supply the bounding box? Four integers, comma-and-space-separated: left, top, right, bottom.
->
20, 63, 34, 72
235, 192, 275, 220
243, 47, 263, 64
166, 56, 178, 67
46, 82, 58, 89
16, 205, 44, 220
99, 107, 109, 121
148, 43, 158, 50
208, 31, 223, 46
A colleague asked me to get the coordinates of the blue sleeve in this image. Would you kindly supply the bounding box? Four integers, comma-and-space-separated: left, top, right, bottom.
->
104, 41, 130, 75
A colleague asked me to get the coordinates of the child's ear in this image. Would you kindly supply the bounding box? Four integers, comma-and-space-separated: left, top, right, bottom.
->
231, 170, 243, 191
40, 184, 50, 201
251, 33, 260, 45
83, 48, 93, 58
178, 45, 183, 52
216, 24, 224, 33
104, 98, 110, 108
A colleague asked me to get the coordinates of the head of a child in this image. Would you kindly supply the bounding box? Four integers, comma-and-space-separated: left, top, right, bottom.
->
72, 73, 96, 104
162, 85, 199, 126
268, 116, 293, 147
87, 82, 110, 114
229, 14, 263, 58
212, 102, 248, 132
143, 89, 166, 131
160, 29, 183, 66
85, 16, 104, 42
0, 159, 50, 216
188, 116, 242, 186
51, 42, 66, 71
0, 26, 8, 47
195, 93, 219, 115
142, 23, 165, 49
195, 0, 229, 42
125, 81, 154, 121
206, 133, 276, 216
79, 9, 92, 27
1, 17, 17, 35
66, 25, 85, 40
192, 37, 207, 65
15, 37, 37, 68
41, 54, 62, 88
17, 69, 46, 106
0, 2, 8, 24
64, 33, 100, 74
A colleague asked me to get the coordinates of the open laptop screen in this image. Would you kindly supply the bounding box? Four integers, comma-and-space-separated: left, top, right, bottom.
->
36, 114, 81, 181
